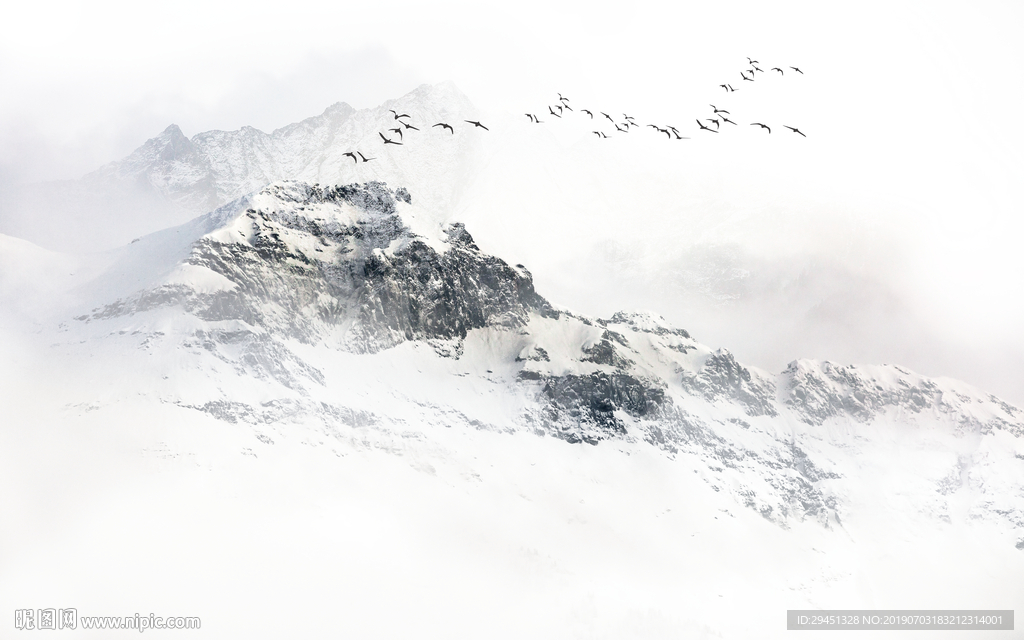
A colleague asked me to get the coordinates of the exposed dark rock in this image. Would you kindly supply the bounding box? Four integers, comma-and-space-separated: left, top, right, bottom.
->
681, 349, 778, 417
86, 182, 558, 353
538, 372, 667, 444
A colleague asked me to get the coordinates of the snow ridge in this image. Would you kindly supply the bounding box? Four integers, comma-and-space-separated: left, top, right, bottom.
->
66, 180, 1024, 532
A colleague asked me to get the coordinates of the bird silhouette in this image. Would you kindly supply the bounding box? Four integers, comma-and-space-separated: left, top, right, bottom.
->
379, 132, 403, 145
549, 106, 562, 118
582, 109, 593, 118
657, 127, 670, 138
783, 125, 806, 137
389, 127, 404, 140
747, 57, 759, 65
525, 113, 535, 122
696, 119, 718, 133
614, 124, 628, 133
706, 118, 720, 129
741, 71, 754, 82
592, 131, 608, 138
389, 110, 410, 120
751, 64, 763, 73
358, 152, 375, 162
433, 122, 454, 134
710, 105, 730, 114
343, 152, 358, 163
772, 67, 784, 74
465, 120, 489, 130
790, 66, 804, 74
720, 116, 737, 126
726, 84, 737, 92
750, 122, 771, 133
401, 122, 420, 131
647, 124, 659, 130
562, 103, 573, 111
601, 112, 614, 122
558, 93, 570, 102
532, 114, 543, 123
671, 130, 690, 140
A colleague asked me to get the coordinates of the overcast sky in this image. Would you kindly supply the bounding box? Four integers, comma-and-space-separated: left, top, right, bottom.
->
2, 0, 1022, 399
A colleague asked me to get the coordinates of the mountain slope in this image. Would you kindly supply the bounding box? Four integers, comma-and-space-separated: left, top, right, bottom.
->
3, 179, 1024, 639
60, 179, 1024, 534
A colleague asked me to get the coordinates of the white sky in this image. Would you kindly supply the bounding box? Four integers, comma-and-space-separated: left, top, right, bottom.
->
1, 0, 1022, 399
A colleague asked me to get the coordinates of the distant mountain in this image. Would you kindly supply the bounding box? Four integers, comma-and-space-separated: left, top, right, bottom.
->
2, 83, 481, 252
63, 179, 1024, 531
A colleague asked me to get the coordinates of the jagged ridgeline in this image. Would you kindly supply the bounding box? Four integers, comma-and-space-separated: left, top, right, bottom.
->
74, 179, 1024, 529
88, 181, 558, 353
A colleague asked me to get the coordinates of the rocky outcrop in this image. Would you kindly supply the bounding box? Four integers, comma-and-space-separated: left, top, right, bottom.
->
87, 181, 557, 353
681, 349, 778, 417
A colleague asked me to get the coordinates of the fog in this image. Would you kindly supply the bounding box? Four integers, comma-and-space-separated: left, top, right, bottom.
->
1, 0, 1022, 403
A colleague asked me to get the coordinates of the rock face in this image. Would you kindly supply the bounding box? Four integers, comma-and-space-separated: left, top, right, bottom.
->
88, 181, 556, 354
72, 179, 1024, 531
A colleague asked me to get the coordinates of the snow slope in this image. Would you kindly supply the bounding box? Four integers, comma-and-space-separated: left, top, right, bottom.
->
2, 181, 1021, 639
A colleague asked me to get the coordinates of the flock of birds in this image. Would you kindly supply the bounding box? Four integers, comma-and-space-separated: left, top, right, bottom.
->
343, 57, 805, 161
524, 57, 807, 140
343, 112, 491, 162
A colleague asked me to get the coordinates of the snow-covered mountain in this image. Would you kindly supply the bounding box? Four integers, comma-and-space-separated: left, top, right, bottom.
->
3, 94, 1023, 639
2, 83, 480, 253
25, 179, 1022, 535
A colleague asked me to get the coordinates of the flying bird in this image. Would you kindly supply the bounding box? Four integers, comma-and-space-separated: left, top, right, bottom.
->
657, 127, 670, 138
696, 119, 718, 133
548, 106, 562, 118
741, 71, 754, 82
561, 103, 573, 111
771, 67, 784, 74
433, 122, 454, 134
465, 120, 489, 130
582, 109, 594, 118
558, 93, 570, 102
751, 64, 763, 73
379, 132, 403, 145
401, 122, 420, 131
614, 124, 628, 133
790, 66, 804, 74
343, 152, 358, 163
720, 116, 737, 126
601, 112, 614, 122
706, 118, 720, 129
389, 127, 404, 140
783, 125, 806, 137
592, 131, 608, 138
389, 110, 410, 120
750, 122, 771, 133
710, 105, 730, 114
747, 57, 759, 65
671, 130, 690, 140
526, 113, 535, 122
357, 152, 374, 162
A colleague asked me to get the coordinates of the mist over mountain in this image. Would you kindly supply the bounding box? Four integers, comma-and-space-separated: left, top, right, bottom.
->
2, 81, 1022, 639
4, 82, 1020, 411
